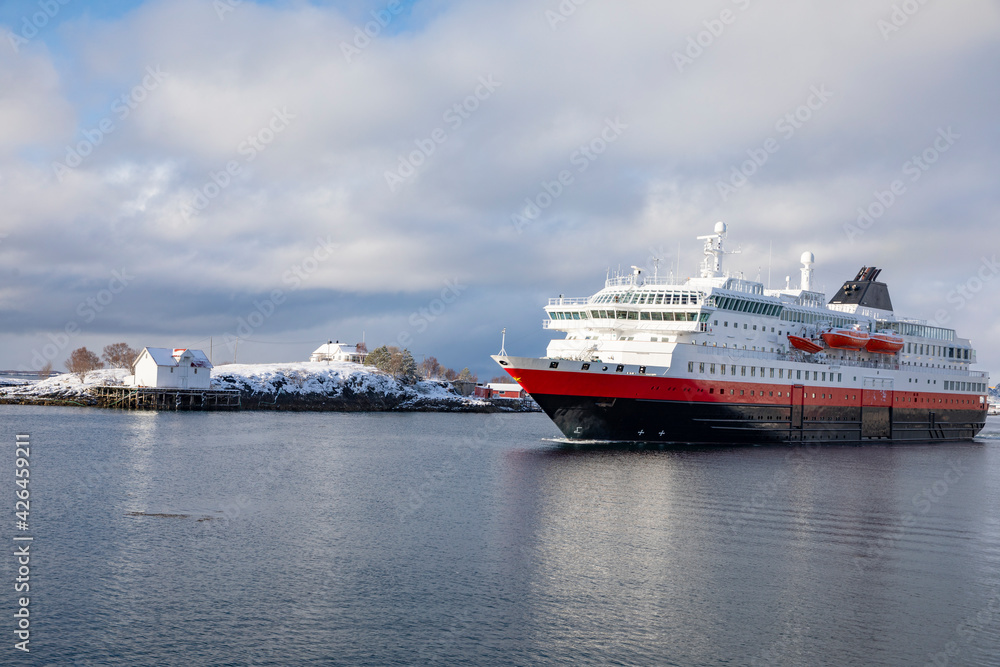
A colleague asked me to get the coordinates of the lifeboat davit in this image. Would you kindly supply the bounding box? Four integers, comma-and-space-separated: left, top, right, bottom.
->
788, 335, 823, 354
866, 332, 904, 354
821, 329, 870, 350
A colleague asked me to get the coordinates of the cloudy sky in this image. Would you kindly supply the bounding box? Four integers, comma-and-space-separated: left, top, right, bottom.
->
1, 0, 998, 380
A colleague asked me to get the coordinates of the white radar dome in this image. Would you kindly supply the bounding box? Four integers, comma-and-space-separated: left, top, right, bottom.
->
714, 221, 727, 235
800, 251, 815, 265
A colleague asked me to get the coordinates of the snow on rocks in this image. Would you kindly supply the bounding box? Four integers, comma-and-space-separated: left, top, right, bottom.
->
210, 361, 487, 411
0, 369, 129, 403
0, 362, 523, 412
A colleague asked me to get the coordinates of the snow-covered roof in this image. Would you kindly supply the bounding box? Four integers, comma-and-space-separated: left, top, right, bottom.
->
140, 347, 213, 369
145, 347, 177, 366
488, 383, 523, 392
312, 342, 363, 355
180, 349, 212, 368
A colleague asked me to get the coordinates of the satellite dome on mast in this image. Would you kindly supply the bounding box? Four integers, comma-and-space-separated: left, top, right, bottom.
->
697, 221, 739, 278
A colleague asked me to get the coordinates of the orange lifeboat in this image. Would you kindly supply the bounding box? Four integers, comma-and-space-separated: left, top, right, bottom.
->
788, 335, 823, 354
821, 329, 870, 350
866, 332, 904, 354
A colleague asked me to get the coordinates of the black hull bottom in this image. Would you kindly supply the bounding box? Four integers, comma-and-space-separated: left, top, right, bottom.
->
532, 394, 987, 445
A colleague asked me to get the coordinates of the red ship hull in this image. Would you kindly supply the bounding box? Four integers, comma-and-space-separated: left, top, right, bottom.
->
499, 359, 987, 444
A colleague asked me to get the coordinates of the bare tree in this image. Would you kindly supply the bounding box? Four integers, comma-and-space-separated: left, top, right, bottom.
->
65, 347, 103, 382
102, 342, 140, 369
457, 367, 478, 382
489, 376, 509, 384
419, 356, 442, 379
37, 362, 53, 379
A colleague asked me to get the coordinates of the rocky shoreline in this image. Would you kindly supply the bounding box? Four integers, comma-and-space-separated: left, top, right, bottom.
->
0, 364, 540, 414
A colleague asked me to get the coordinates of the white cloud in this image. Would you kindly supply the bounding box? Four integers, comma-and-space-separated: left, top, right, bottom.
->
0, 0, 998, 376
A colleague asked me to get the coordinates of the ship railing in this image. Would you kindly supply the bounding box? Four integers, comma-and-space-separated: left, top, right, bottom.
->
697, 345, 795, 363
894, 364, 989, 377
603, 275, 684, 288
547, 297, 591, 306
696, 344, 903, 371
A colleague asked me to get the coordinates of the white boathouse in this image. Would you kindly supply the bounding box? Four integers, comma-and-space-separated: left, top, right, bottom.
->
310, 341, 367, 364
127, 347, 213, 389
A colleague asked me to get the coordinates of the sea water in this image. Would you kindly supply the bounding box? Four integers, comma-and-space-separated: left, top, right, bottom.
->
1, 406, 998, 666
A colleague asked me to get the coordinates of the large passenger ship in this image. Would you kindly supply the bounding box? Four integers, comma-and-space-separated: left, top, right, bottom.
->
494, 223, 989, 444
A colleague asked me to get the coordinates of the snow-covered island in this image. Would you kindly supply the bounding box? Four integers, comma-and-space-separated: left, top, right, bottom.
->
0, 361, 536, 413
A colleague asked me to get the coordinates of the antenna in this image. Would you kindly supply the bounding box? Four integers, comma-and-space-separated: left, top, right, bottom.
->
767, 241, 772, 289
499, 328, 507, 357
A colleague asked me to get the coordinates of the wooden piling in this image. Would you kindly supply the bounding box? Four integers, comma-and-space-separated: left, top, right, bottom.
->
93, 386, 241, 411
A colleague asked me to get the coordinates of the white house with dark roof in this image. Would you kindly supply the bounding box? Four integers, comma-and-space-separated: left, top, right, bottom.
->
127, 348, 213, 389
310, 341, 367, 364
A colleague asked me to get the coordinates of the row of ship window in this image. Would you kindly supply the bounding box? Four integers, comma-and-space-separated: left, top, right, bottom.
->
550, 310, 707, 322
877, 320, 955, 341
687, 360, 984, 394
707, 296, 782, 317
704, 388, 839, 398
709, 295, 856, 328
593, 291, 702, 305
906, 342, 970, 359
944, 380, 986, 392
688, 362, 843, 383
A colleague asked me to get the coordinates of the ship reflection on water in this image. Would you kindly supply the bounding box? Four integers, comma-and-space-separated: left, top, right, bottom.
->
497, 432, 998, 665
